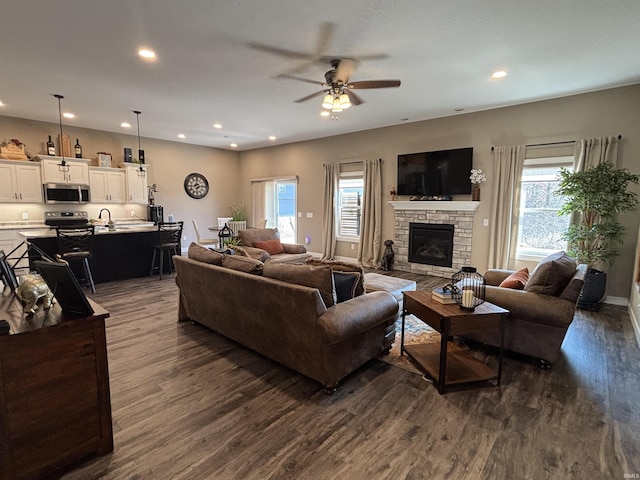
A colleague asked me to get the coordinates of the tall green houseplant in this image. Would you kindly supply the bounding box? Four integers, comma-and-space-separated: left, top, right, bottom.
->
557, 161, 638, 269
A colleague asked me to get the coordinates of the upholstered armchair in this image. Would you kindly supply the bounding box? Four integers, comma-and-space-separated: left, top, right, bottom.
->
462, 252, 587, 368
237, 228, 311, 264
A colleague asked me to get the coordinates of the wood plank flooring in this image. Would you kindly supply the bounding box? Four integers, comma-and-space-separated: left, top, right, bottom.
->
59, 270, 640, 479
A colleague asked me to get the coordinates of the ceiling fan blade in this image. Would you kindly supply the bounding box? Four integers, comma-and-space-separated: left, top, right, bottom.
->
333, 58, 360, 84
315, 22, 336, 56
344, 89, 364, 106
277, 74, 326, 86
248, 42, 312, 60
348, 80, 401, 89
293, 90, 327, 103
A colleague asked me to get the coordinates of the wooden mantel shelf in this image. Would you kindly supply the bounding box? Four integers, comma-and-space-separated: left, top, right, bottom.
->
388, 201, 481, 212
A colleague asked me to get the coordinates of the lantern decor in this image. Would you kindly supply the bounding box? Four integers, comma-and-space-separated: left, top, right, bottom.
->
217, 223, 234, 249
451, 266, 486, 311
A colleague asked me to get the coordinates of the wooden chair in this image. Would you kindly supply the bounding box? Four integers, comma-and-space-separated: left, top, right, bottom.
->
150, 221, 183, 280
56, 226, 96, 294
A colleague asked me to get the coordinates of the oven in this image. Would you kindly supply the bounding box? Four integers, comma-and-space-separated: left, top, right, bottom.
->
44, 211, 90, 229
43, 183, 91, 204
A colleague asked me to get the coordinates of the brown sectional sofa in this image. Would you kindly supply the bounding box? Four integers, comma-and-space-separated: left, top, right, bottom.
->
174, 244, 398, 393
236, 227, 312, 264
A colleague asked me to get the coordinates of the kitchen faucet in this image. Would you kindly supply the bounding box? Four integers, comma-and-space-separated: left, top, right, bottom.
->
98, 208, 115, 230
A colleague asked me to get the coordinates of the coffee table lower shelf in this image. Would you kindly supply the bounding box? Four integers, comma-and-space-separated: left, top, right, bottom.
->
403, 342, 498, 387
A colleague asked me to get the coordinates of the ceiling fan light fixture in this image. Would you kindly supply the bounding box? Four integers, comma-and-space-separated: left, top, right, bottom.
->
339, 93, 351, 109
322, 94, 334, 109
331, 97, 343, 112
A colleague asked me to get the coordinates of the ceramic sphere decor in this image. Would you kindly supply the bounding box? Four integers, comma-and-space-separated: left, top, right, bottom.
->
184, 173, 209, 199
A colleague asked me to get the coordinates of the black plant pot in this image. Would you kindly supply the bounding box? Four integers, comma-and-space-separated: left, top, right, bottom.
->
577, 269, 607, 310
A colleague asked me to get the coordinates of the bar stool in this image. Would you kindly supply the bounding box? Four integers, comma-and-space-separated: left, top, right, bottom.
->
56, 225, 96, 293
150, 221, 183, 280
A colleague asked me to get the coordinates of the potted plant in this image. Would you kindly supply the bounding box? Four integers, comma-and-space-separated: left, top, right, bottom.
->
557, 161, 639, 309
229, 204, 247, 222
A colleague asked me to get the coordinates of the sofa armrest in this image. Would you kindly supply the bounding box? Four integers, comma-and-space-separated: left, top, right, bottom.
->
282, 243, 307, 254
317, 291, 398, 345
485, 286, 577, 328
484, 269, 515, 286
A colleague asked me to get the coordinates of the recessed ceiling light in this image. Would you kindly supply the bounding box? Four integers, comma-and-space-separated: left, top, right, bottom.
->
138, 48, 156, 60
63, 112, 75, 119
177, 134, 186, 139
268, 135, 276, 141
213, 123, 222, 129
230, 143, 238, 148
121, 122, 131, 128
320, 111, 330, 117
491, 70, 507, 79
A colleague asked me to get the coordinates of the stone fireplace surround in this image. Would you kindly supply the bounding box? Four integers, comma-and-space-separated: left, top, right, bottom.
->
390, 201, 480, 278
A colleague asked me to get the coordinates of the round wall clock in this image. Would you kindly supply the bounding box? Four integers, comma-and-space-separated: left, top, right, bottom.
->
184, 173, 209, 199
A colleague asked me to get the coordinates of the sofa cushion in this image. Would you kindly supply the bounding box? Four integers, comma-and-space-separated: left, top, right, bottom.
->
263, 262, 336, 307
188, 242, 223, 266
254, 238, 285, 255
221, 254, 264, 275
305, 258, 366, 297
499, 267, 529, 290
525, 251, 577, 296
333, 271, 361, 303
237, 228, 280, 247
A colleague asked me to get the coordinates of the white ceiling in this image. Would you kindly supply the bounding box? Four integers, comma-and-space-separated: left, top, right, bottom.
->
1, 1, 639, 151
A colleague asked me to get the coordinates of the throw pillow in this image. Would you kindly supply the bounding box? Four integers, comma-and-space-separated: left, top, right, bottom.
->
524, 251, 577, 296
221, 255, 264, 275
333, 271, 361, 303
499, 267, 529, 290
188, 242, 223, 266
262, 263, 336, 307
305, 258, 365, 297
254, 239, 285, 255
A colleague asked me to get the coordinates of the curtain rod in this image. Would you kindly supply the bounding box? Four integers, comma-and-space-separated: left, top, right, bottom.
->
491, 134, 621, 151
322, 159, 383, 167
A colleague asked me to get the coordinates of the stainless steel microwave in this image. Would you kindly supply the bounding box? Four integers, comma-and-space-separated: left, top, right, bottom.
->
43, 183, 91, 204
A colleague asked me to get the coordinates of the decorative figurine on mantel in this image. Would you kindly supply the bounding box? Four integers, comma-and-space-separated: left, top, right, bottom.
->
469, 169, 487, 201
381, 239, 395, 271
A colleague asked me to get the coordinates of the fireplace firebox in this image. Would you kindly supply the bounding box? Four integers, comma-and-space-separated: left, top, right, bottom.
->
408, 223, 454, 267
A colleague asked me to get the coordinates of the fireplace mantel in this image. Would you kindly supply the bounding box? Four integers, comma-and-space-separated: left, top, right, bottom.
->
389, 201, 480, 212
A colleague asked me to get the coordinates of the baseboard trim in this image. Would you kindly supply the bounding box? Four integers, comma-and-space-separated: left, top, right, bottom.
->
604, 295, 627, 306
630, 304, 640, 349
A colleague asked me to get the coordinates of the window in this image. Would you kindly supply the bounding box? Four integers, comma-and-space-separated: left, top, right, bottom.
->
337, 173, 363, 240
516, 156, 573, 259
252, 177, 297, 243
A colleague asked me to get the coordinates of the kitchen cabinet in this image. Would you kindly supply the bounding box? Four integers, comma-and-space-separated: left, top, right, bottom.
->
89, 167, 126, 203
0, 160, 42, 203
124, 164, 148, 204
35, 156, 90, 184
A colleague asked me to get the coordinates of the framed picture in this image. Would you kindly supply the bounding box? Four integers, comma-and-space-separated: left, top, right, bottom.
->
97, 152, 112, 168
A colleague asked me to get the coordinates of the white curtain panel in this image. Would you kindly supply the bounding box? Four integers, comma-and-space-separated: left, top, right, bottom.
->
357, 158, 382, 267
488, 145, 526, 270
321, 163, 337, 259
574, 136, 619, 172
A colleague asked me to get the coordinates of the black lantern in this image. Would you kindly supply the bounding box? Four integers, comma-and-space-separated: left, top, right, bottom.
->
451, 266, 486, 311
217, 223, 233, 249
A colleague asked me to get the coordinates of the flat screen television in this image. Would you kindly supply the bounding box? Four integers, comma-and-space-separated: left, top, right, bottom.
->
33, 260, 94, 317
397, 147, 473, 197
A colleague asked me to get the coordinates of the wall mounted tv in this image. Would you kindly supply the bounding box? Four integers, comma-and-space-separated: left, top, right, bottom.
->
397, 147, 473, 197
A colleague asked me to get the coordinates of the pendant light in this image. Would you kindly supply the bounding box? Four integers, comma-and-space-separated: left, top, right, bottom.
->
53, 94, 69, 173
133, 110, 146, 176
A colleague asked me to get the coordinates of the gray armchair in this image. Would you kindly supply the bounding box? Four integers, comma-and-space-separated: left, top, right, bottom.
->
462, 260, 587, 367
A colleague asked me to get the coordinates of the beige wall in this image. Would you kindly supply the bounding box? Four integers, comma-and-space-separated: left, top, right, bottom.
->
0, 115, 241, 246
2, 84, 639, 299
238, 84, 640, 299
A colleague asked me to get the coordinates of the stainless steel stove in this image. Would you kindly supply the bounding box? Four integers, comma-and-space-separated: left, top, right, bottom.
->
44, 211, 89, 228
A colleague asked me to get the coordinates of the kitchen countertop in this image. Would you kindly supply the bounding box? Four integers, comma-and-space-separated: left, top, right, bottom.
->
18, 223, 157, 239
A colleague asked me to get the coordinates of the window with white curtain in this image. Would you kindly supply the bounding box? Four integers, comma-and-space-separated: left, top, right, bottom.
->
337, 172, 363, 241
251, 176, 297, 243
516, 156, 573, 260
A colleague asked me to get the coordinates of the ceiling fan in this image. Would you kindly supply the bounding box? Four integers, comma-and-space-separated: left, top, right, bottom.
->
278, 58, 401, 111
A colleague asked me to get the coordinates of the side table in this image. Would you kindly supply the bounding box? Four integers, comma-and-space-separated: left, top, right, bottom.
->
401, 290, 509, 394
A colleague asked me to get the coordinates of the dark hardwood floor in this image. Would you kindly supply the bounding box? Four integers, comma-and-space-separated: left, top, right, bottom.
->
60, 270, 640, 479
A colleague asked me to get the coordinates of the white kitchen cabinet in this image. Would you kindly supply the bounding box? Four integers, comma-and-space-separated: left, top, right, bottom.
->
0, 160, 43, 203
89, 168, 126, 203
35, 156, 90, 184
124, 164, 148, 204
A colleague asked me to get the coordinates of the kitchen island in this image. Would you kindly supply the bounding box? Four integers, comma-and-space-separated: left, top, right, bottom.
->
19, 224, 179, 284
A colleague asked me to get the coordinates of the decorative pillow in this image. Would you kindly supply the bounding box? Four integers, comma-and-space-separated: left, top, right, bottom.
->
262, 263, 336, 307
254, 239, 285, 255
333, 271, 361, 303
305, 258, 365, 297
188, 242, 223, 266
524, 251, 577, 296
221, 255, 264, 275
499, 267, 529, 290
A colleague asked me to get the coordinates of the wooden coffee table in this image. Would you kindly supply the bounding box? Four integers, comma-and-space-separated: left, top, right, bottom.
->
401, 290, 509, 394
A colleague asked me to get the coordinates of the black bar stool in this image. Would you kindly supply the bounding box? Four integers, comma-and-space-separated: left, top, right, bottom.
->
150, 221, 183, 280
56, 225, 96, 293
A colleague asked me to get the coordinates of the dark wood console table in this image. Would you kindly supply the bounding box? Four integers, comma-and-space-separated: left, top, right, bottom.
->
0, 291, 113, 480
